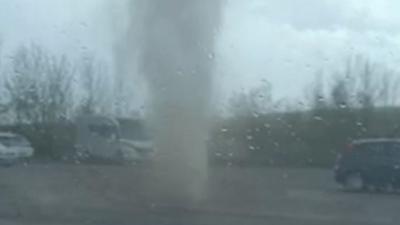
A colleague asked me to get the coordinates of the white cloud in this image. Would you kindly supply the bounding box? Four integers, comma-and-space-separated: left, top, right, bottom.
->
215, 0, 400, 103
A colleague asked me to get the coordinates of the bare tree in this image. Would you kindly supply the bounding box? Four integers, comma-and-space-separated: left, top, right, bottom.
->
5, 45, 74, 123
248, 81, 273, 114
228, 91, 253, 117
229, 81, 273, 117
378, 70, 400, 107
379, 70, 392, 107
330, 74, 352, 110
42, 55, 74, 121
356, 59, 376, 109
78, 55, 111, 116
305, 70, 327, 111
391, 78, 400, 106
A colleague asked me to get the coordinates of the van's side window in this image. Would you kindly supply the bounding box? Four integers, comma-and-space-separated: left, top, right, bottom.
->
361, 143, 385, 160
389, 143, 400, 159
89, 124, 117, 140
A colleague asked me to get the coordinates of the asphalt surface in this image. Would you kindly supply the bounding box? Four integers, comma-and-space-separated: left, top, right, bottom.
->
0, 163, 399, 224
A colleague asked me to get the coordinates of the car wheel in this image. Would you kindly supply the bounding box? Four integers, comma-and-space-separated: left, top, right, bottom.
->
343, 173, 364, 192
366, 184, 378, 192
384, 183, 395, 193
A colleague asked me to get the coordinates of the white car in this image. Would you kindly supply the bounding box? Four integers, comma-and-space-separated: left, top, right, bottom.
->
118, 139, 154, 162
0, 133, 34, 164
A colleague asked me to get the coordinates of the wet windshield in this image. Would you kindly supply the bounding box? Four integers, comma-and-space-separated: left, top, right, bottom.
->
1, 0, 400, 224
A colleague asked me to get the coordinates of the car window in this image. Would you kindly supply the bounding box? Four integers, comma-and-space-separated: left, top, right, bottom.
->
88, 124, 117, 139
360, 143, 381, 152
0, 136, 29, 147
387, 143, 400, 158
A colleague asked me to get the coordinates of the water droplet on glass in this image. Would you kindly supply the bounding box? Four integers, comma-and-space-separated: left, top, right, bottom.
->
285, 58, 293, 64
249, 145, 256, 151
356, 122, 363, 127
313, 116, 323, 121
252, 112, 260, 118
208, 53, 215, 59
177, 69, 184, 76
339, 103, 347, 109
264, 123, 271, 128
79, 22, 88, 28
246, 135, 254, 140
221, 128, 228, 133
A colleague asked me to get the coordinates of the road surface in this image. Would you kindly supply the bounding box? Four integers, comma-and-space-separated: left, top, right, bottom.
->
0, 163, 399, 224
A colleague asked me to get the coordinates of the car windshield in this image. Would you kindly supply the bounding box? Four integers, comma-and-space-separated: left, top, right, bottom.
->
0, 135, 29, 147
1, 0, 400, 224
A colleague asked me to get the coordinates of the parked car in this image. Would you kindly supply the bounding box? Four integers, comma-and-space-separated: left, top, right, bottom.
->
75, 116, 154, 163
118, 139, 154, 163
0, 132, 34, 166
334, 138, 400, 192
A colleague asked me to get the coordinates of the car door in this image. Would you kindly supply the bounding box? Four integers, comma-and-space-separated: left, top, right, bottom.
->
387, 142, 400, 187
369, 142, 400, 187
361, 143, 391, 185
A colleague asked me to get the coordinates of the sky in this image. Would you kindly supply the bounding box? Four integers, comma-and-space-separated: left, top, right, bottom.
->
1, 0, 400, 107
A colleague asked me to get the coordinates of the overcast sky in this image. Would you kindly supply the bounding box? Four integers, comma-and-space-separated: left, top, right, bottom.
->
1, 0, 400, 106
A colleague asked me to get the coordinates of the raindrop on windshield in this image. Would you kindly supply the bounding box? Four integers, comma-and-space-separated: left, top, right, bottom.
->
252, 112, 260, 118
313, 116, 323, 121
177, 69, 184, 76
79, 22, 88, 28
246, 135, 254, 140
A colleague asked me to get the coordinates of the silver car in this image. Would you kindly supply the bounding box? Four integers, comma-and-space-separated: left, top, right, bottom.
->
0, 132, 34, 165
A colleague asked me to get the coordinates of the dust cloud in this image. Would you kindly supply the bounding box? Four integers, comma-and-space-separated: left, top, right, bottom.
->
116, 0, 222, 204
